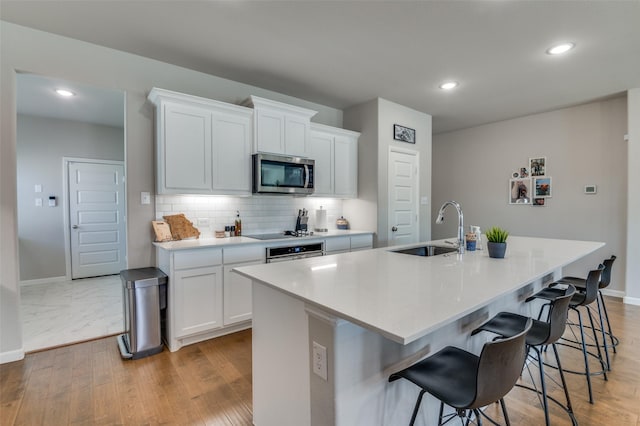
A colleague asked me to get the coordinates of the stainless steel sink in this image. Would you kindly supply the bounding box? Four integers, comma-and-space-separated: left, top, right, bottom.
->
391, 245, 458, 257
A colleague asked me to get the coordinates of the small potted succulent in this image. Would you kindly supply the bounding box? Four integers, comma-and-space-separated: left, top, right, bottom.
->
485, 226, 509, 258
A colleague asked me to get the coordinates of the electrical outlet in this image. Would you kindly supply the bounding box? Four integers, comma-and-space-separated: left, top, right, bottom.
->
35, 198, 42, 207
312, 341, 327, 380
198, 218, 210, 227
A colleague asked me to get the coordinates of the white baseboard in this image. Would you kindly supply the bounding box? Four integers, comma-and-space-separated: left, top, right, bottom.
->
0, 348, 25, 364
623, 295, 640, 306
20, 276, 68, 287
600, 289, 626, 299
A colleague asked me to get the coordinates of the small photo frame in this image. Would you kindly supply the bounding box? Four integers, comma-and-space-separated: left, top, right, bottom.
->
509, 178, 532, 204
393, 124, 416, 143
519, 167, 529, 178
533, 198, 546, 206
529, 157, 546, 176
534, 177, 552, 198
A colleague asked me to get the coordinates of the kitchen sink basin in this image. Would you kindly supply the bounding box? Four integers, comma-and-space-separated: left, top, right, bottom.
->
391, 245, 458, 257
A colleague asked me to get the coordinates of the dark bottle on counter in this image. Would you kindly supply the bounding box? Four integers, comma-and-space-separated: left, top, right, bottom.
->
235, 211, 242, 236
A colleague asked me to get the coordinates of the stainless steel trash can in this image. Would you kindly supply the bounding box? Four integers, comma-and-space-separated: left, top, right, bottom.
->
117, 267, 167, 360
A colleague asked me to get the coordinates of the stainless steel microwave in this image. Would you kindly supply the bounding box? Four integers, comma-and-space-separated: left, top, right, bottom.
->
253, 153, 315, 195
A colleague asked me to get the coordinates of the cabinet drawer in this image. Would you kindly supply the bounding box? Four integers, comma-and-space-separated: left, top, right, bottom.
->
224, 245, 265, 264
325, 236, 351, 253
351, 234, 373, 250
173, 248, 222, 270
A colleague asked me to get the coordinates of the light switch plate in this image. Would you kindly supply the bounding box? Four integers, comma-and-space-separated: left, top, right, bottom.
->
34, 184, 42, 193
35, 198, 42, 207
420, 196, 429, 205
141, 191, 151, 205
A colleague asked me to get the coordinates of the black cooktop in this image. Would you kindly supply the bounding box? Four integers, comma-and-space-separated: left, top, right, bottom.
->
245, 231, 311, 240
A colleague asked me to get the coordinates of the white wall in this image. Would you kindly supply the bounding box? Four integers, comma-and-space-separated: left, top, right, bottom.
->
343, 98, 432, 247
0, 22, 343, 362
17, 114, 124, 281
433, 96, 628, 295
626, 89, 640, 304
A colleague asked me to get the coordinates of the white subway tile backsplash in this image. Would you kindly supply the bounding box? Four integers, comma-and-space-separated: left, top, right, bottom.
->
155, 195, 344, 234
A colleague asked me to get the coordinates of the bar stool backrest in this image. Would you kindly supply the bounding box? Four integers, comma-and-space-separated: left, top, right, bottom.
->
473, 318, 532, 409
599, 256, 616, 289
547, 284, 576, 344
581, 264, 605, 306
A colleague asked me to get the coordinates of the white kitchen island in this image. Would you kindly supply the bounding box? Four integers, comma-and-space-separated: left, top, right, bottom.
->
233, 236, 604, 426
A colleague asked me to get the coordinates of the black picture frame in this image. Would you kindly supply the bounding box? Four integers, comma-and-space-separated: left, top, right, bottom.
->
393, 124, 416, 144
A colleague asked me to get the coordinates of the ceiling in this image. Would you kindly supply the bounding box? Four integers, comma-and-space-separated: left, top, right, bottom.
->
3, 1, 640, 134
16, 73, 125, 128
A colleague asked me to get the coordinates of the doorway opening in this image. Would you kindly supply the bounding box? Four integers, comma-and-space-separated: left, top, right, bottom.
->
16, 72, 126, 351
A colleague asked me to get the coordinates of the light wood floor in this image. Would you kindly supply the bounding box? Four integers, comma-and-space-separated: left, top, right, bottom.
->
1, 297, 638, 425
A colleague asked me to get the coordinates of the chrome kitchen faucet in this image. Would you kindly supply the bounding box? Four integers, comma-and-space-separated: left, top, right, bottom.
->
436, 200, 465, 254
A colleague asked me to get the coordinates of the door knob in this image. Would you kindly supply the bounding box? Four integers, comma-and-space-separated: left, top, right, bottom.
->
72, 225, 79, 229
391, 226, 398, 232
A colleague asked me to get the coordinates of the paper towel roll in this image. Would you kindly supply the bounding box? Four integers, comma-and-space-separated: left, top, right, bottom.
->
315, 208, 328, 232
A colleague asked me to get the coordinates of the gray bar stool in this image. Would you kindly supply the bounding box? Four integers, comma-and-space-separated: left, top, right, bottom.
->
527, 264, 606, 404
555, 255, 617, 370
388, 319, 531, 425
472, 285, 577, 426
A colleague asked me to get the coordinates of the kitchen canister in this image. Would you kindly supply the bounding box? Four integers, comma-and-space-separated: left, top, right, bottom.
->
315, 206, 328, 232
336, 216, 350, 230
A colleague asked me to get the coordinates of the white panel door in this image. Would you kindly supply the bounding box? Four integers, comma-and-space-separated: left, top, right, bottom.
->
388, 149, 419, 246
223, 260, 262, 326
69, 161, 126, 278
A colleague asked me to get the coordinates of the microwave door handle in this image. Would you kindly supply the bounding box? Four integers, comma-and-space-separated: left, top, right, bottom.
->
304, 165, 310, 188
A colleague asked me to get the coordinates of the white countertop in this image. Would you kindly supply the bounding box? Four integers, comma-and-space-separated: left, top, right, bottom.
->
153, 229, 372, 251
234, 236, 604, 345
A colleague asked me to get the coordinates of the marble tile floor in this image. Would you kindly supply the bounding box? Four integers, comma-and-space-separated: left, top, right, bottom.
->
20, 275, 123, 353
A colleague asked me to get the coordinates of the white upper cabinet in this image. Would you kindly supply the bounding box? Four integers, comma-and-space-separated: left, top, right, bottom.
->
244, 95, 317, 157
162, 102, 213, 192
310, 123, 360, 198
148, 88, 252, 195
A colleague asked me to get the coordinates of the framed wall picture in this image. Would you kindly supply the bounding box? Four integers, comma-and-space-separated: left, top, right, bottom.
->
529, 157, 546, 176
393, 124, 416, 143
534, 177, 552, 197
533, 198, 546, 206
509, 178, 532, 204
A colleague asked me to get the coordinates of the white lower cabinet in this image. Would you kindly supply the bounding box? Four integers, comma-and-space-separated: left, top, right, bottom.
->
173, 265, 223, 337
223, 260, 261, 325
158, 234, 372, 352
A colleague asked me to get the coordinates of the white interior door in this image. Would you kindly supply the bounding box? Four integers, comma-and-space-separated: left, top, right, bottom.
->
68, 160, 126, 278
388, 149, 419, 246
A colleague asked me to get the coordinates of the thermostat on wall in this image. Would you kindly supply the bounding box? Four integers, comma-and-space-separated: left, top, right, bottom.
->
584, 185, 597, 194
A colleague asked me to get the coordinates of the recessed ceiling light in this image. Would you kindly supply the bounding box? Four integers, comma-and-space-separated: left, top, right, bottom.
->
55, 88, 75, 97
439, 81, 459, 90
546, 42, 575, 55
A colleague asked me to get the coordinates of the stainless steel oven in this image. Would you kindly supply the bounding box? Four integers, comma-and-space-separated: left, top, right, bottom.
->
266, 242, 324, 263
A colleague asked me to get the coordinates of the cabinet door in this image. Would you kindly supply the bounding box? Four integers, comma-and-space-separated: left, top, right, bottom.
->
223, 260, 262, 325
284, 115, 309, 157
173, 265, 223, 337
255, 109, 285, 154
334, 135, 357, 198
212, 112, 252, 194
308, 131, 334, 196
161, 102, 212, 192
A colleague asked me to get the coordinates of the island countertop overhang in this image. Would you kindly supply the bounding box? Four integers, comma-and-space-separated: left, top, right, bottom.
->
234, 236, 604, 345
